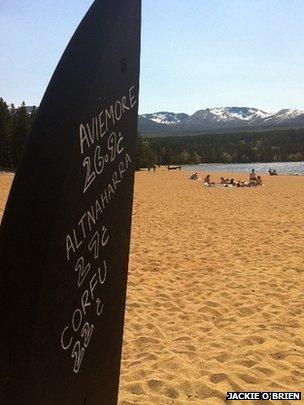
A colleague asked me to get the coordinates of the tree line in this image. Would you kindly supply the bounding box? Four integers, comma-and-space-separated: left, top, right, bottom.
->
0, 98, 37, 168
137, 128, 304, 168
1, 97, 303, 169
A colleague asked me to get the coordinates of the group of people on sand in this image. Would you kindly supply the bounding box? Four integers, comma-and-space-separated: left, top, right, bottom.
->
190, 169, 263, 188
268, 168, 278, 176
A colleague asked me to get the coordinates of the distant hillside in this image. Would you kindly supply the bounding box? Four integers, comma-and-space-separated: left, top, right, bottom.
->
145, 128, 304, 165
139, 107, 304, 136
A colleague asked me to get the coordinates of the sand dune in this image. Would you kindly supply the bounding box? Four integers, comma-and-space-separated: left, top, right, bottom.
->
0, 169, 303, 404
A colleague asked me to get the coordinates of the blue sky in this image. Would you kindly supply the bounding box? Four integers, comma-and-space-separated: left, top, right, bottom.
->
1, 0, 304, 114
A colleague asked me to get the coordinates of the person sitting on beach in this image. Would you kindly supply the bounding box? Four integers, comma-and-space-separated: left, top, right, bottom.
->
257, 175, 262, 186
219, 177, 226, 185
204, 174, 210, 185
190, 172, 199, 180
204, 174, 215, 187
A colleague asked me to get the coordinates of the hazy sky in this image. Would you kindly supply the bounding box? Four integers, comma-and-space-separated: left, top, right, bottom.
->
1, 0, 304, 114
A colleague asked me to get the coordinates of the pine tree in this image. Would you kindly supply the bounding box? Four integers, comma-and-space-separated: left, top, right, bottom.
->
29, 105, 38, 127
12, 101, 30, 166
0, 98, 13, 166
135, 132, 156, 169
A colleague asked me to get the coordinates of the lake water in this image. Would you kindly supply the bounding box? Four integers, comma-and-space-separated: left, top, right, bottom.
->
183, 161, 304, 175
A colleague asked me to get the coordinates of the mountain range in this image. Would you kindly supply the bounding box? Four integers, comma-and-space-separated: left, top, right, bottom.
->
139, 107, 304, 136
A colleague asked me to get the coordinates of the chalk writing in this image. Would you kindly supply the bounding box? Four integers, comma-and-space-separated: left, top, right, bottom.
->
61, 256, 108, 373
61, 86, 135, 374
66, 153, 131, 262
79, 86, 137, 156
82, 131, 124, 194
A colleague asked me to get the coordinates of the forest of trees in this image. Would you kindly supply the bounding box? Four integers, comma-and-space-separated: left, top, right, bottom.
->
138, 128, 304, 167
0, 98, 37, 168
1, 97, 303, 170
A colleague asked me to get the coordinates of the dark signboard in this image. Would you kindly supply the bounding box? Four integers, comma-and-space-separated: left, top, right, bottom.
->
0, 1, 141, 404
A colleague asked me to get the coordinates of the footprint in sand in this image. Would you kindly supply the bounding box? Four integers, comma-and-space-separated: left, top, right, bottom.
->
269, 351, 288, 360
209, 373, 228, 384
135, 336, 161, 350
238, 306, 256, 316
173, 336, 191, 343
146, 379, 164, 392
215, 352, 232, 363
195, 383, 227, 401
292, 369, 304, 378
237, 373, 259, 384
205, 300, 221, 308
254, 366, 274, 376
163, 386, 179, 399
242, 335, 265, 345
237, 359, 257, 368
124, 382, 145, 395
294, 338, 304, 347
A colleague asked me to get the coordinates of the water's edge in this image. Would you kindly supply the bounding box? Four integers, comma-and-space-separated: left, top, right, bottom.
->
183, 161, 304, 175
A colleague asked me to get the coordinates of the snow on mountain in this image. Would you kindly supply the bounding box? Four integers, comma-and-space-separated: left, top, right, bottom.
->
263, 109, 304, 123
142, 112, 189, 125
139, 107, 304, 134
183, 107, 273, 129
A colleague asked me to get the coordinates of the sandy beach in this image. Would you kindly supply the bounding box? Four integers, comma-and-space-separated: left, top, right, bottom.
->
119, 169, 304, 405
0, 172, 14, 222
1, 169, 303, 404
